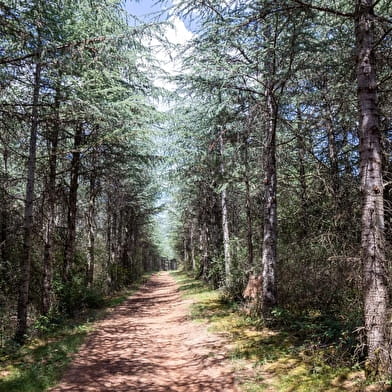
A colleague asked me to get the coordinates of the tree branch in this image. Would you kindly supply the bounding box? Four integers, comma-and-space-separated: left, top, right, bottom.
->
372, 0, 384, 9
289, 0, 354, 18
0, 35, 122, 66
373, 27, 392, 48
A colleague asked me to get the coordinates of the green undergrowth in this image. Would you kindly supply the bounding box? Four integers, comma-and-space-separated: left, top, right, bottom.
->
171, 271, 377, 392
0, 274, 152, 392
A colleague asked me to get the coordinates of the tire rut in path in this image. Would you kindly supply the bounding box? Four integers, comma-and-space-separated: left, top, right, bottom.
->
50, 272, 240, 392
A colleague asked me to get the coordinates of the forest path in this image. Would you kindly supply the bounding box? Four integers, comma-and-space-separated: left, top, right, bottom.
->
50, 272, 239, 392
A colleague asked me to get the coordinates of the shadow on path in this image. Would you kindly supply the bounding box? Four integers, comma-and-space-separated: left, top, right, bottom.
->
50, 273, 239, 392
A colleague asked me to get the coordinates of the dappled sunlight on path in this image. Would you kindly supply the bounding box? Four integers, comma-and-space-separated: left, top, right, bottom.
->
50, 272, 239, 392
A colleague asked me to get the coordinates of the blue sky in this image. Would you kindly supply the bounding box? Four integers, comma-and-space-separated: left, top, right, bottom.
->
125, 0, 169, 21
125, 0, 198, 32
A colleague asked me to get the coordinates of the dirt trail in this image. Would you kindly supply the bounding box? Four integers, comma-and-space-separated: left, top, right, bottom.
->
50, 272, 239, 392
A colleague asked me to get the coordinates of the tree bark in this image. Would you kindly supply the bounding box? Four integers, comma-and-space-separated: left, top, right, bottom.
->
86, 175, 97, 287
190, 219, 196, 271
15, 58, 41, 343
326, 115, 340, 199
202, 222, 209, 281
198, 218, 209, 281
106, 198, 112, 290
106, 195, 114, 291
295, 109, 308, 239
0, 146, 10, 264
183, 235, 189, 269
355, 0, 389, 374
261, 83, 278, 314
63, 125, 82, 282
244, 127, 254, 267
220, 133, 232, 288
107, 197, 119, 290
297, 134, 308, 239
42, 88, 60, 315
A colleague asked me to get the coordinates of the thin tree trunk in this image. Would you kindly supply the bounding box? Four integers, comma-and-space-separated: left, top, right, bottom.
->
111, 206, 119, 288
0, 147, 9, 264
355, 0, 389, 374
325, 112, 341, 226
259, 18, 279, 315
106, 197, 112, 291
297, 135, 308, 239
86, 175, 97, 287
118, 210, 125, 267
0, 194, 8, 263
342, 132, 353, 176
63, 125, 82, 282
190, 219, 196, 271
15, 58, 41, 343
202, 222, 209, 281
261, 84, 278, 314
220, 133, 232, 288
244, 128, 254, 267
183, 235, 189, 269
296, 110, 308, 239
198, 218, 209, 281
326, 117, 340, 198
42, 88, 60, 315
106, 195, 117, 291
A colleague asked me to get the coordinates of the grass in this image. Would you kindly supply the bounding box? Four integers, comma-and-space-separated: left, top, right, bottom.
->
0, 274, 152, 392
170, 271, 372, 392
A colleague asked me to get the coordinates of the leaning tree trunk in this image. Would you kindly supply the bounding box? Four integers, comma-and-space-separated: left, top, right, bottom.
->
15, 58, 42, 343
355, 0, 390, 374
63, 125, 82, 282
261, 84, 278, 315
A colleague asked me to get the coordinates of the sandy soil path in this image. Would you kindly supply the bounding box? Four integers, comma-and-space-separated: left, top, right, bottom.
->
50, 272, 239, 392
